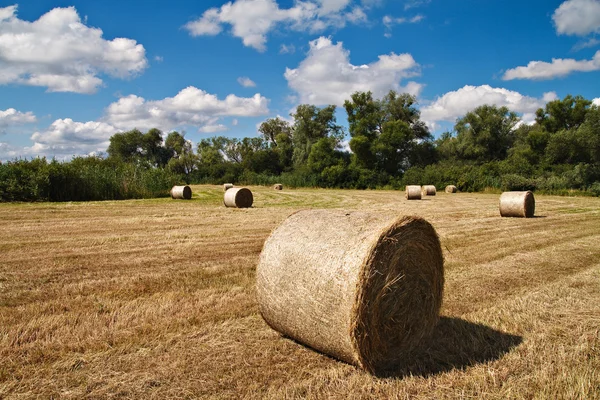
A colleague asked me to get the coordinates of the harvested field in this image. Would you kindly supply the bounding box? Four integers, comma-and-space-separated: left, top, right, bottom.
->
0, 185, 599, 399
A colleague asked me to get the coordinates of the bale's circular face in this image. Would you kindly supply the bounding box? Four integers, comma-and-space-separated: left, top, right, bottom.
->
524, 191, 535, 218
234, 188, 253, 208
182, 185, 192, 199
351, 217, 444, 374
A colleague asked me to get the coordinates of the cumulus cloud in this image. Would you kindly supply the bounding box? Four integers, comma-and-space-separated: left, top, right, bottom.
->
285, 37, 421, 105
553, 0, 600, 36
0, 5, 147, 94
237, 76, 257, 87
0, 108, 37, 132
1, 87, 270, 160
420, 85, 557, 130
503, 51, 600, 80
104, 86, 269, 131
184, 0, 367, 51
593, 97, 600, 106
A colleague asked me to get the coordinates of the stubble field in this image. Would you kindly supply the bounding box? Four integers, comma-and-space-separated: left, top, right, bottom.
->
0, 185, 599, 399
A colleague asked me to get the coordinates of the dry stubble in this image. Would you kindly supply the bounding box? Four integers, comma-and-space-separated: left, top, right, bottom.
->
0, 186, 599, 399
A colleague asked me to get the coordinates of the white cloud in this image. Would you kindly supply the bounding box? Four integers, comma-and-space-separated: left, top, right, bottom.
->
237, 76, 257, 87
553, 0, 600, 36
0, 86, 271, 160
285, 37, 421, 105
184, 0, 367, 52
154, 55, 164, 62
503, 51, 600, 80
0, 108, 37, 132
279, 43, 296, 54
404, 0, 431, 10
104, 86, 269, 132
31, 118, 115, 150
593, 97, 600, 106
0, 119, 119, 160
198, 124, 228, 133
383, 14, 424, 27
0, 5, 147, 94
420, 85, 557, 130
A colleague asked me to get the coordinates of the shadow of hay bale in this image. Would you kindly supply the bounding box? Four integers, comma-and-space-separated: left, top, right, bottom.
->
377, 317, 522, 378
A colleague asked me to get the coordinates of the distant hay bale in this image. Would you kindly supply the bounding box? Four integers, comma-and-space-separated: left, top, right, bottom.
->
422, 185, 437, 196
273, 184, 283, 190
499, 191, 535, 218
256, 210, 444, 374
445, 185, 457, 193
170, 185, 192, 200
223, 183, 234, 192
405, 185, 422, 200
223, 187, 253, 208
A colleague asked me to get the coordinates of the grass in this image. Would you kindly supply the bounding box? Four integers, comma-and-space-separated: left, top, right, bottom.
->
0, 185, 599, 399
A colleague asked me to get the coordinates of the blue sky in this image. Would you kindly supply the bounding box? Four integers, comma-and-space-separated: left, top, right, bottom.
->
0, 0, 599, 160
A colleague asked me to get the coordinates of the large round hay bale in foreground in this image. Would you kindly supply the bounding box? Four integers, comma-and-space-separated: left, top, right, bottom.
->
422, 185, 437, 196
223, 183, 234, 192
273, 184, 283, 190
256, 210, 444, 374
445, 185, 457, 193
223, 187, 253, 208
170, 185, 192, 200
405, 185, 422, 200
499, 191, 535, 218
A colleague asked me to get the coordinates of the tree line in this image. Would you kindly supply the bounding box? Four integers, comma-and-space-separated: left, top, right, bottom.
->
1, 92, 599, 202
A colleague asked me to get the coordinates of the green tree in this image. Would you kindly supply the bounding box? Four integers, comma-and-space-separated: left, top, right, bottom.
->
535, 95, 592, 133
453, 105, 519, 163
344, 90, 434, 175
291, 104, 343, 168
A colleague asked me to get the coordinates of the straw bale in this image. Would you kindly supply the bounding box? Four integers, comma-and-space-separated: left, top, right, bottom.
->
273, 184, 283, 190
223, 183, 234, 192
422, 185, 437, 196
170, 185, 192, 200
405, 185, 422, 200
445, 185, 457, 193
256, 210, 444, 374
499, 191, 535, 218
223, 187, 253, 208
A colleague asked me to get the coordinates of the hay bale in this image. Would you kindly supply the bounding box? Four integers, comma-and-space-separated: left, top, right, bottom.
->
256, 210, 444, 374
170, 185, 192, 200
273, 184, 283, 190
405, 185, 422, 200
223, 187, 253, 208
445, 185, 457, 193
422, 185, 437, 196
223, 183, 234, 192
499, 191, 535, 218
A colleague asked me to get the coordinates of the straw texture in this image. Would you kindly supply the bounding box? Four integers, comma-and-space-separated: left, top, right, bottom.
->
273, 184, 283, 190
223, 187, 253, 208
223, 183, 234, 192
499, 191, 535, 218
405, 185, 422, 200
422, 185, 437, 196
256, 210, 444, 374
170, 185, 192, 200
445, 185, 457, 193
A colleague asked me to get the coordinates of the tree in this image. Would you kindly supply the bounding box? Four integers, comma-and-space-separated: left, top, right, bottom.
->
344, 90, 434, 175
259, 117, 292, 146
107, 128, 171, 167
535, 95, 592, 133
165, 132, 197, 181
291, 104, 343, 168
453, 105, 519, 163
